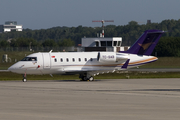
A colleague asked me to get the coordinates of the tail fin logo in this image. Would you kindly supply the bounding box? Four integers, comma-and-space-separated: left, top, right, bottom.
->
138, 42, 155, 50
119, 30, 164, 55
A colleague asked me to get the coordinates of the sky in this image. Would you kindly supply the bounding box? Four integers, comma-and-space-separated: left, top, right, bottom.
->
0, 0, 180, 30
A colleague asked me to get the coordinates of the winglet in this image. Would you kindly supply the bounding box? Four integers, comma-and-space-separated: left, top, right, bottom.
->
121, 59, 130, 69
120, 30, 164, 55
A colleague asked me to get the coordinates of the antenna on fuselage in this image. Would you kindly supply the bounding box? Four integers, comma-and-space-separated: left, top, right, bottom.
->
49, 50, 53, 53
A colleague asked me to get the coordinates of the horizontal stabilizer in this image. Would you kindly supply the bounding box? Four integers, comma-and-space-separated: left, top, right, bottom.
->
121, 59, 130, 69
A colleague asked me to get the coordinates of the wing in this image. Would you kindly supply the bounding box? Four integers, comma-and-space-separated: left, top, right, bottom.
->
63, 59, 130, 75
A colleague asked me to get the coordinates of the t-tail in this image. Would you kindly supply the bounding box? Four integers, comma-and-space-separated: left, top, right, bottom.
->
121, 30, 164, 55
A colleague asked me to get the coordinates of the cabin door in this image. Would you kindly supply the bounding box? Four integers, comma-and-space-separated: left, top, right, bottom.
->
42, 53, 51, 69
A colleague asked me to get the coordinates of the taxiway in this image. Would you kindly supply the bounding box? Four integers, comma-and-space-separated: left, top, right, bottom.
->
0, 79, 180, 120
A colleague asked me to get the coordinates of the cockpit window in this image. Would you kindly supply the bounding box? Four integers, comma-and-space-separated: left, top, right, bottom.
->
21, 57, 37, 61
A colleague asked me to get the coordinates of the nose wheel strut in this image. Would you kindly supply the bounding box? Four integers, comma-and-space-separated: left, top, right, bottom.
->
22, 75, 27, 82
22, 71, 27, 82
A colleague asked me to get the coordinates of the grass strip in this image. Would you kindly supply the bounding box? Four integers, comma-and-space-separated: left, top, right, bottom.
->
1, 71, 180, 81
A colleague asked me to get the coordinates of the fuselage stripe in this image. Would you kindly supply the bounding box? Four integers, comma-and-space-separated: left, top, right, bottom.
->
50, 57, 157, 68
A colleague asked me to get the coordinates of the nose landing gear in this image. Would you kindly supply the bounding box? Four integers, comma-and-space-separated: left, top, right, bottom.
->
22, 74, 27, 82
22, 71, 27, 82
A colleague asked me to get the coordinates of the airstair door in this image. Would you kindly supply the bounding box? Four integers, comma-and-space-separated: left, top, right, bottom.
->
42, 53, 51, 69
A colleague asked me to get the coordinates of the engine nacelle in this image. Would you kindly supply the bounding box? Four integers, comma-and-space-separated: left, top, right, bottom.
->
98, 52, 116, 62
97, 52, 129, 63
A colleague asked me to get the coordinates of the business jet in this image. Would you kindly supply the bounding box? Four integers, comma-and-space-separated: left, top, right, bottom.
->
8, 30, 164, 82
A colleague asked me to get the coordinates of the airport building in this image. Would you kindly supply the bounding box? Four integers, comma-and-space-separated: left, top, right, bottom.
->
78, 20, 130, 52
0, 21, 23, 33
81, 37, 122, 52
78, 36, 130, 52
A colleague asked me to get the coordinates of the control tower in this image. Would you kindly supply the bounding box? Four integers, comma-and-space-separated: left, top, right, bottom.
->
80, 20, 129, 52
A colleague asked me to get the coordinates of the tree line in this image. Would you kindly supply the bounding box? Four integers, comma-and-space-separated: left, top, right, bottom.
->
153, 37, 180, 57
0, 38, 74, 48
1, 19, 180, 56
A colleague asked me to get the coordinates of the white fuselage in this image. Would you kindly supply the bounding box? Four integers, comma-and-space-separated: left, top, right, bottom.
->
8, 52, 157, 75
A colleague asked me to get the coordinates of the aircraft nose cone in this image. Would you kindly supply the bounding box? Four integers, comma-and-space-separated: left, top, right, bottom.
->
8, 65, 14, 72
8, 64, 19, 73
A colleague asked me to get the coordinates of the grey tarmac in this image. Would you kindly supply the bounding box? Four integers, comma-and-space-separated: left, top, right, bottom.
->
0, 78, 180, 120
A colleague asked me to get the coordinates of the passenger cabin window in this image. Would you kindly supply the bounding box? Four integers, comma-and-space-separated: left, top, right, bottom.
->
72, 58, 75, 62
66, 58, 69, 62
21, 57, 37, 61
60, 58, 63, 62
54, 58, 57, 62
90, 58, 93, 61
79, 58, 81, 62
85, 58, 87, 61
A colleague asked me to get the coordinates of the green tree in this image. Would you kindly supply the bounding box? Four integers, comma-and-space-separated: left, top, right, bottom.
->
10, 38, 29, 47
153, 37, 180, 57
42, 39, 57, 47
10, 38, 38, 47
58, 38, 75, 47
0, 40, 9, 47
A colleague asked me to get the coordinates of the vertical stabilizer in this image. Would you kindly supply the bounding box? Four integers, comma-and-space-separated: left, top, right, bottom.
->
121, 30, 164, 55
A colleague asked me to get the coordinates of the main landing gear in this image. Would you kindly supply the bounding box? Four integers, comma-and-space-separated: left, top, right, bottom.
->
79, 73, 94, 81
